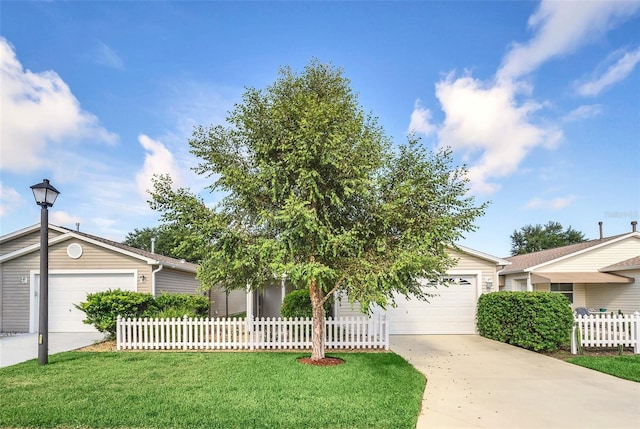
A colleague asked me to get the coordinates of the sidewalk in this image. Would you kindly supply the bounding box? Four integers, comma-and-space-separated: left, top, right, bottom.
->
0, 332, 106, 368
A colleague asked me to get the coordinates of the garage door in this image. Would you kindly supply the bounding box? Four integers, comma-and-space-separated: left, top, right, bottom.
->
384, 276, 478, 334
32, 272, 136, 333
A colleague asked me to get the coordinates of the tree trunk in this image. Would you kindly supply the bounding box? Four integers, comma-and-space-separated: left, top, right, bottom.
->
309, 277, 326, 360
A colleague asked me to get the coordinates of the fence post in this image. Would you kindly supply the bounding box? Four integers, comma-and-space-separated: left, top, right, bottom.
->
248, 316, 254, 351
384, 314, 389, 350
183, 315, 188, 351
116, 315, 122, 351
632, 311, 640, 354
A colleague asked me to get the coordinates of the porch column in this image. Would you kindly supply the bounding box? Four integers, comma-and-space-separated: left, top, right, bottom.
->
245, 282, 253, 319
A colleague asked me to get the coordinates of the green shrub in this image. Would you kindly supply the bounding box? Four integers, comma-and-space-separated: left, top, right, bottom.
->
76, 291, 210, 336
155, 293, 209, 317
476, 291, 574, 352
74, 290, 157, 336
280, 289, 331, 319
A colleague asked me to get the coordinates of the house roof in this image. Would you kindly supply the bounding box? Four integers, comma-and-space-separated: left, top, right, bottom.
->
0, 224, 198, 273
601, 255, 640, 272
452, 244, 511, 266
500, 232, 640, 275
530, 272, 633, 284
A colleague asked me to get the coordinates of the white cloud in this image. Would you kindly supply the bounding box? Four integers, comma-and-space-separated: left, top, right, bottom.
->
435, 74, 561, 194
93, 41, 125, 70
50, 210, 81, 228
525, 195, 575, 210
576, 46, 640, 96
0, 182, 25, 217
407, 1, 639, 196
563, 105, 603, 123
406, 99, 436, 136
498, 0, 640, 82
135, 134, 184, 198
0, 37, 118, 174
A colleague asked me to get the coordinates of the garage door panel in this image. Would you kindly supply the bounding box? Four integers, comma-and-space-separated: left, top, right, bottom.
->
386, 276, 477, 334
34, 273, 136, 333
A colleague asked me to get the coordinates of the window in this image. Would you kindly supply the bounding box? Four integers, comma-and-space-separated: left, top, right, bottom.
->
550, 283, 573, 303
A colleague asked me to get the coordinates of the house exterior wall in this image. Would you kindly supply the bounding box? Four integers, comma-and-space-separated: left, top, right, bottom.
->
209, 288, 246, 317
335, 249, 500, 317
584, 270, 640, 314
1, 253, 37, 331
1, 239, 152, 332
155, 267, 200, 295
501, 275, 531, 292
0, 229, 64, 257
535, 237, 640, 272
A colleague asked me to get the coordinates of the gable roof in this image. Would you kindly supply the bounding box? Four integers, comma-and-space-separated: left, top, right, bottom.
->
453, 244, 511, 266
601, 255, 640, 272
0, 224, 198, 273
500, 232, 640, 275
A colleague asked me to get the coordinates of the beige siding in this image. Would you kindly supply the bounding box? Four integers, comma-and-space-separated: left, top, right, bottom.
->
47, 240, 153, 294
537, 237, 640, 272
0, 229, 63, 256
1, 239, 152, 332
155, 268, 200, 295
1, 254, 36, 331
335, 292, 363, 317
573, 284, 587, 308
209, 288, 247, 317
534, 283, 550, 292
584, 270, 640, 314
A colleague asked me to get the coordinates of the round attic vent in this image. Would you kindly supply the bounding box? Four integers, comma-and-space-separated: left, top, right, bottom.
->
67, 243, 83, 259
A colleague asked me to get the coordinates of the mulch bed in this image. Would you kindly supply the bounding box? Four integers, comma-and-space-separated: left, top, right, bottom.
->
297, 356, 345, 366
543, 346, 636, 360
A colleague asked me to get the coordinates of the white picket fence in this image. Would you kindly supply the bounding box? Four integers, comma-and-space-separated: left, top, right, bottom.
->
116, 315, 389, 351
571, 312, 640, 354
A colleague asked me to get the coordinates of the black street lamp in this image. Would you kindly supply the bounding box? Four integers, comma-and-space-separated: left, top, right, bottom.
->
30, 179, 60, 365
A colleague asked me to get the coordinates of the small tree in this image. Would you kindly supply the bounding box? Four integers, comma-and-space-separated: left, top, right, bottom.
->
510, 221, 586, 255
149, 60, 486, 360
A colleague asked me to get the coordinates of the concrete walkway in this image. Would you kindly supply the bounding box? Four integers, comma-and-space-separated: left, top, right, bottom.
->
390, 335, 640, 429
0, 332, 106, 368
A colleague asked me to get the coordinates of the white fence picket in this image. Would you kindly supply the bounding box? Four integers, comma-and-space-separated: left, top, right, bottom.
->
117, 315, 388, 351
571, 312, 640, 354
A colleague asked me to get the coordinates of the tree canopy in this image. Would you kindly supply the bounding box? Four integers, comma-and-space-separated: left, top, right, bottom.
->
122, 226, 206, 263
149, 60, 487, 359
510, 221, 586, 256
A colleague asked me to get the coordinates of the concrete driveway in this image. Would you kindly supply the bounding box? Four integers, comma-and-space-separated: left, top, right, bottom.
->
0, 332, 105, 368
390, 335, 640, 429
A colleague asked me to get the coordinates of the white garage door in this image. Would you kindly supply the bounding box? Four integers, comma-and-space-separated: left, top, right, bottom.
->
32, 272, 136, 333
384, 276, 478, 334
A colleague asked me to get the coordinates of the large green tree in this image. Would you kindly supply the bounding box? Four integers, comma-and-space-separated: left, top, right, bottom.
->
149, 60, 486, 360
123, 226, 206, 263
510, 221, 586, 256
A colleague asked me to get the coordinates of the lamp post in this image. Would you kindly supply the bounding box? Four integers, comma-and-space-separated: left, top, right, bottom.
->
30, 179, 60, 365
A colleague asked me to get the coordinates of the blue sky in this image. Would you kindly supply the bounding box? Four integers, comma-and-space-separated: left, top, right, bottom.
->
1, 1, 639, 257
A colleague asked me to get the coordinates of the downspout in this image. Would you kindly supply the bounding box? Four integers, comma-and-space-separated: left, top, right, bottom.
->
151, 264, 163, 296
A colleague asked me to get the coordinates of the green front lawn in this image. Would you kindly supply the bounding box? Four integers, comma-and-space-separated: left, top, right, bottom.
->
0, 351, 425, 428
566, 355, 640, 382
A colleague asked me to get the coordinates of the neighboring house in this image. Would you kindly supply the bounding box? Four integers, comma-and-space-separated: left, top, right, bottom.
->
0, 224, 245, 333
248, 245, 509, 335
499, 228, 640, 314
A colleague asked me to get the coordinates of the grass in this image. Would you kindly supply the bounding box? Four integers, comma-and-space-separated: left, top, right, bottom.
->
0, 351, 425, 429
566, 354, 640, 382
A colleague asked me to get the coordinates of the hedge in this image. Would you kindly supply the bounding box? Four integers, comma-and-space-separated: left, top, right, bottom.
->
476, 291, 574, 352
